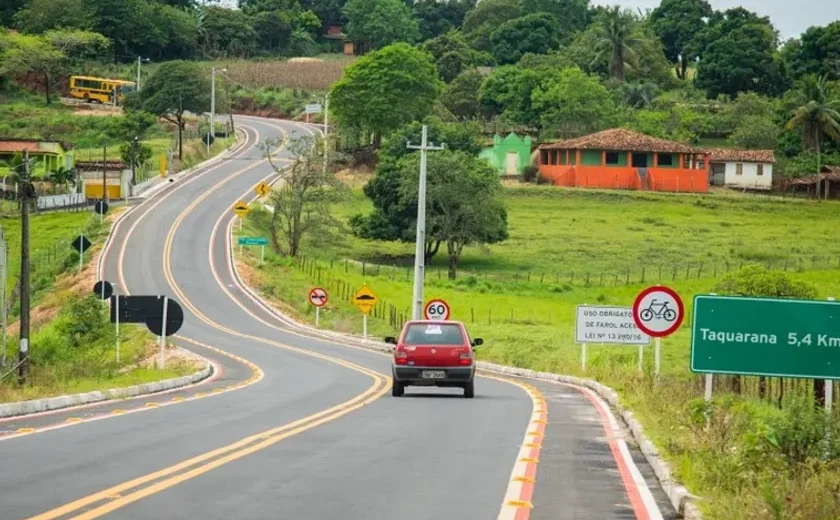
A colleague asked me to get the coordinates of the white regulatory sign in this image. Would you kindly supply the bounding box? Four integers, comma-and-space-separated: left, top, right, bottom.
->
575, 305, 651, 345
305, 103, 322, 114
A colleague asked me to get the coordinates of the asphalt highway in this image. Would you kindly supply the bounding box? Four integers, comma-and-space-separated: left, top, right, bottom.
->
0, 116, 678, 520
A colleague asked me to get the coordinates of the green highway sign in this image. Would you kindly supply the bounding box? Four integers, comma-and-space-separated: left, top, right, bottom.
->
238, 237, 268, 246
691, 295, 840, 379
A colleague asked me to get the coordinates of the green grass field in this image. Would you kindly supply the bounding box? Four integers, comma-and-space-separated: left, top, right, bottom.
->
237, 183, 840, 519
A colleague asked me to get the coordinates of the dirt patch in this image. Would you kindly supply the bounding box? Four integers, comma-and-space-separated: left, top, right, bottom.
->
288, 57, 324, 63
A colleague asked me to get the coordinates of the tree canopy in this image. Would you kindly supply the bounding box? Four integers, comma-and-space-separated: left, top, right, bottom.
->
343, 0, 420, 50
329, 43, 441, 146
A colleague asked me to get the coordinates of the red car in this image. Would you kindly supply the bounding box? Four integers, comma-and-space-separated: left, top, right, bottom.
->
385, 320, 483, 398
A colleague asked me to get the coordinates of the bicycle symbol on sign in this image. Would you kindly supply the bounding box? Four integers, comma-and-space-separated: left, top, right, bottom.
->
639, 299, 677, 322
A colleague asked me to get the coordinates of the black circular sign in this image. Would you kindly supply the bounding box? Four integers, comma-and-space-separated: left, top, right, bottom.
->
145, 298, 184, 337
93, 280, 113, 300
95, 201, 109, 215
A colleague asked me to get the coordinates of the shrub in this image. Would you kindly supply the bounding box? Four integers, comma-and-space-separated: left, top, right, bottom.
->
521, 165, 539, 183
713, 264, 817, 299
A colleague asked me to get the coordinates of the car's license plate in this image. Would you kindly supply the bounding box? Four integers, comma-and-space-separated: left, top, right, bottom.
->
422, 370, 445, 379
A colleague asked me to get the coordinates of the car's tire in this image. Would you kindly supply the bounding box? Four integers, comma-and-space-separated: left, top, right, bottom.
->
392, 379, 404, 397
464, 381, 474, 398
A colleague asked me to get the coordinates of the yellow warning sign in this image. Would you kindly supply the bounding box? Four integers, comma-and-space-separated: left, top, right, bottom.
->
352, 285, 378, 314
233, 201, 250, 218
255, 182, 271, 197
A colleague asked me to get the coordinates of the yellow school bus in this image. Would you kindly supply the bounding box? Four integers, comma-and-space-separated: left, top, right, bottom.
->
68, 76, 136, 104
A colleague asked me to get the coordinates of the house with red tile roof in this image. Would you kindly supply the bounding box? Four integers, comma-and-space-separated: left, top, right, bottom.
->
0, 138, 73, 177
537, 128, 710, 193
706, 148, 776, 190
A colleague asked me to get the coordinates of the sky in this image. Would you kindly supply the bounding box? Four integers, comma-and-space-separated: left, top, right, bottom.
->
592, 0, 840, 40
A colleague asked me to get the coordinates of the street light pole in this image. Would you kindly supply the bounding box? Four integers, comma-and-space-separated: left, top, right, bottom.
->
406, 125, 444, 320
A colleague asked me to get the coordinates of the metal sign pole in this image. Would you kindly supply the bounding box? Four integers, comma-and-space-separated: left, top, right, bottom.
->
116, 294, 121, 364
315, 307, 320, 328
638, 345, 643, 373
260, 245, 265, 266
827, 297, 836, 415
655, 337, 661, 379
159, 296, 168, 369
581, 343, 587, 372
78, 235, 84, 274
0, 238, 5, 367
363, 313, 368, 341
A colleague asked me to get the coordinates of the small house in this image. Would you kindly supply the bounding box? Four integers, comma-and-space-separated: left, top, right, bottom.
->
0, 138, 74, 177
537, 129, 710, 193
707, 148, 775, 190
479, 133, 532, 176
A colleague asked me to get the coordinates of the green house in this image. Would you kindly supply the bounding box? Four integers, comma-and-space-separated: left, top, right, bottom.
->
479, 132, 532, 176
0, 138, 74, 177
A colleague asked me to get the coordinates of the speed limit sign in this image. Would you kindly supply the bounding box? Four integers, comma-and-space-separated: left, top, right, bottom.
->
424, 299, 451, 320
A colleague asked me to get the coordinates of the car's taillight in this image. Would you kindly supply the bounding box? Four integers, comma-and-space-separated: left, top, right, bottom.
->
459, 352, 473, 366
395, 350, 408, 365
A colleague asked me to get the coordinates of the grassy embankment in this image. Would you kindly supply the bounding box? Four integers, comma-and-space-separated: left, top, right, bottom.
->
0, 209, 198, 403
237, 182, 840, 519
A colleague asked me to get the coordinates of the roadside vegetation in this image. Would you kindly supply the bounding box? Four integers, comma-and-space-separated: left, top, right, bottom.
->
0, 209, 199, 403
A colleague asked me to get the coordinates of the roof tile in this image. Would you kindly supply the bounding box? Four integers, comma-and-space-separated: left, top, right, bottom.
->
539, 128, 700, 154
707, 148, 776, 164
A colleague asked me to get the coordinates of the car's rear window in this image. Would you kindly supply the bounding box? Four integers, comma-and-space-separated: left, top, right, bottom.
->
403, 324, 465, 345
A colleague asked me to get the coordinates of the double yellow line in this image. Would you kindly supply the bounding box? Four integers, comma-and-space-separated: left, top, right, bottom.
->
27, 121, 389, 520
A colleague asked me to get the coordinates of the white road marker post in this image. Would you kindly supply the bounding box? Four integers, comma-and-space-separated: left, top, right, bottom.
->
260, 244, 265, 266
159, 296, 168, 369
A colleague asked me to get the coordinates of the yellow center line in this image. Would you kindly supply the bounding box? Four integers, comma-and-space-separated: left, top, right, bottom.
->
24, 120, 389, 520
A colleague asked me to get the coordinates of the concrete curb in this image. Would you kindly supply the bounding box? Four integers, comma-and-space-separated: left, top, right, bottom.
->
228, 245, 703, 518
0, 359, 213, 419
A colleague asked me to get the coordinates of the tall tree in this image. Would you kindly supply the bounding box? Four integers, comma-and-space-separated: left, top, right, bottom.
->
695, 18, 785, 98
251, 11, 293, 52
329, 43, 440, 146
650, 0, 712, 80
413, 0, 474, 41
0, 33, 64, 105
199, 6, 258, 58
262, 134, 346, 257
490, 13, 560, 65
478, 64, 544, 126
12, 0, 93, 33
87, 0, 155, 59
517, 0, 589, 43
343, 0, 419, 51
350, 120, 483, 261
136, 61, 210, 160
441, 69, 484, 120
531, 67, 619, 138
783, 22, 840, 81
0, 0, 26, 28
462, 0, 522, 52
397, 150, 508, 279
591, 6, 645, 81
299, 0, 348, 27
785, 74, 840, 199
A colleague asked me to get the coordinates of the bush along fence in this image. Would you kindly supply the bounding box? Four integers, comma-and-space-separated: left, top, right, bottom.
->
295, 253, 840, 291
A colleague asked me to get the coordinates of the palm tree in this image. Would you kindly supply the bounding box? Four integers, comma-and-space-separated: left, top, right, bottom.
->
592, 7, 646, 82
49, 166, 76, 194
785, 74, 840, 199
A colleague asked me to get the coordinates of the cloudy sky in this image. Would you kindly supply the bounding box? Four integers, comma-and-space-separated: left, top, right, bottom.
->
593, 0, 840, 40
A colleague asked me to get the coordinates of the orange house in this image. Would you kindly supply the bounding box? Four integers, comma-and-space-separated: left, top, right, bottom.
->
538, 129, 711, 193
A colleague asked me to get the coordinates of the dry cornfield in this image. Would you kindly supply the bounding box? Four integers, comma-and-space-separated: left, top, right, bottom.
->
220, 57, 356, 91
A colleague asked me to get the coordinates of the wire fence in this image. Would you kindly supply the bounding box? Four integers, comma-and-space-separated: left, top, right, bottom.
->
297, 253, 840, 291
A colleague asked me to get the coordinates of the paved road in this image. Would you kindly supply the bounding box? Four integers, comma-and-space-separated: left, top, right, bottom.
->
0, 116, 678, 520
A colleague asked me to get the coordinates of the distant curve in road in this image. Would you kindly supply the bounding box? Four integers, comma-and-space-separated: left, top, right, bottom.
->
0, 116, 674, 520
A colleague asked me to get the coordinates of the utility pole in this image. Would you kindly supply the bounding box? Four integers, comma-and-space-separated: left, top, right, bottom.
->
19, 151, 32, 384
137, 56, 141, 90
406, 125, 444, 320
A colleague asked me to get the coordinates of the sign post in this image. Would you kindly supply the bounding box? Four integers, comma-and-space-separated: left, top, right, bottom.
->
159, 295, 168, 369
352, 285, 378, 341
115, 290, 120, 364
305, 103, 322, 124
233, 201, 249, 232
255, 182, 271, 198
423, 299, 451, 320
575, 304, 651, 373
71, 235, 91, 274
632, 286, 684, 379
308, 287, 328, 328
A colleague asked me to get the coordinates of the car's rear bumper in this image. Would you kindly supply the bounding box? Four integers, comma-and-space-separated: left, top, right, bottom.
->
393, 365, 474, 386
